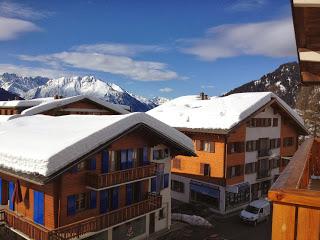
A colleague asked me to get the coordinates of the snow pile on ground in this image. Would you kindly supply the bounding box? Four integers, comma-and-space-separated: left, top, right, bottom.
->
148, 92, 305, 131
172, 213, 212, 228
0, 115, 20, 123
0, 113, 194, 177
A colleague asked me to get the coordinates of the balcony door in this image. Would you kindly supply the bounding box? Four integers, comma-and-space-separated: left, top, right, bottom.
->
8, 181, 14, 211
101, 150, 109, 174
259, 138, 270, 151
100, 190, 109, 214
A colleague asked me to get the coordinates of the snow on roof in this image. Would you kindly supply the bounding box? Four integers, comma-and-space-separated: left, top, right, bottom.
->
0, 113, 194, 177
0, 115, 20, 123
0, 98, 54, 107
147, 92, 306, 132
21, 95, 130, 115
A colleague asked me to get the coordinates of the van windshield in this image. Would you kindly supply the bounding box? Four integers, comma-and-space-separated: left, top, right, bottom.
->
245, 205, 259, 214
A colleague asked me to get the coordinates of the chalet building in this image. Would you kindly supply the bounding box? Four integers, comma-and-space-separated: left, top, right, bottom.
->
148, 92, 309, 214
0, 95, 130, 116
0, 113, 195, 240
291, 0, 320, 84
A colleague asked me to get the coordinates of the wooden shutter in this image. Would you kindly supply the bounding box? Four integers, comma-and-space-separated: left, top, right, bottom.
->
67, 195, 76, 216
101, 150, 109, 173
89, 191, 97, 209
209, 142, 215, 153
151, 177, 157, 192
164, 174, 170, 188
195, 140, 201, 151
100, 190, 108, 214
200, 163, 205, 175
126, 184, 133, 205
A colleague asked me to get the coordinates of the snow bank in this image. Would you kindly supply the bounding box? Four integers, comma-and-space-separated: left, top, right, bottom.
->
0, 98, 54, 107
0, 113, 194, 177
0, 115, 20, 123
172, 213, 212, 228
148, 92, 305, 131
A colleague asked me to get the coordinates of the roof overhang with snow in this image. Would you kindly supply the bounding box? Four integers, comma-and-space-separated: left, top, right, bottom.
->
291, 0, 320, 84
147, 92, 309, 136
0, 113, 195, 184
21, 95, 130, 115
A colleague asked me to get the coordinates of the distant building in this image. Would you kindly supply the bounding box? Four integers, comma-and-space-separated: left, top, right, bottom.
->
0, 95, 130, 116
148, 92, 308, 214
0, 113, 195, 240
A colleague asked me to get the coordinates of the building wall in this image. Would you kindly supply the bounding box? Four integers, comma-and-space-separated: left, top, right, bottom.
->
0, 108, 19, 115
172, 133, 225, 178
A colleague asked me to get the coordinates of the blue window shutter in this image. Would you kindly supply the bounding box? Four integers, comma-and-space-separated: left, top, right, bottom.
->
143, 147, 148, 165
0, 178, 2, 204
100, 190, 108, 214
127, 149, 133, 168
151, 178, 156, 192
67, 195, 76, 216
89, 158, 96, 170
164, 173, 169, 188
89, 191, 97, 209
34, 191, 44, 225
101, 150, 109, 173
126, 184, 133, 205
121, 150, 127, 170
9, 181, 14, 211
112, 187, 119, 210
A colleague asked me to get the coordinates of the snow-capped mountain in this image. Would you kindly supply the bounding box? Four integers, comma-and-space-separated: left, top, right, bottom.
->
0, 73, 49, 97
0, 88, 22, 101
224, 62, 300, 108
0, 74, 168, 112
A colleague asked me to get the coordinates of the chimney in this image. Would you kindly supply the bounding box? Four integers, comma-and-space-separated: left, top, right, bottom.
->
200, 92, 205, 100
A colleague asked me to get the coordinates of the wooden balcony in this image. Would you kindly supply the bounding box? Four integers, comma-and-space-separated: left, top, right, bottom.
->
87, 163, 157, 189
268, 137, 320, 240
0, 194, 162, 240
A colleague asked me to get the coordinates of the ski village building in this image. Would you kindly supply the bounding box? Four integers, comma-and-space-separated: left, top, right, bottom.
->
0, 95, 130, 118
0, 112, 195, 240
148, 92, 309, 214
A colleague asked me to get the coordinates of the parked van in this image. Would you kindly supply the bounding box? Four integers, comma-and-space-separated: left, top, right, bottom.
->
240, 200, 270, 226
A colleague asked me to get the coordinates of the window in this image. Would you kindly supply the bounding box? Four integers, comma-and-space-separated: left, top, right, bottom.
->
196, 140, 215, 152
248, 118, 272, 127
245, 162, 256, 174
283, 137, 294, 147
172, 158, 181, 169
225, 186, 250, 210
76, 193, 87, 211
270, 158, 280, 169
246, 140, 257, 152
228, 142, 244, 154
171, 180, 184, 193
153, 148, 170, 160
158, 207, 166, 220
273, 118, 278, 127
200, 163, 211, 176
227, 165, 243, 178
77, 161, 86, 171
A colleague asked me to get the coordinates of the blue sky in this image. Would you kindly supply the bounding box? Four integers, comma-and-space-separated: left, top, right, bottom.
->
0, 0, 297, 98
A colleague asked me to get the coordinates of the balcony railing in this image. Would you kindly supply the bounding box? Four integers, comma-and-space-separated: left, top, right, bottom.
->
268, 137, 320, 240
0, 194, 162, 240
50, 193, 162, 240
87, 163, 157, 189
257, 149, 271, 158
256, 169, 271, 179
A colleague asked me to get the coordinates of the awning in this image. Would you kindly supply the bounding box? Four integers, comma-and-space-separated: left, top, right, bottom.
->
190, 181, 220, 198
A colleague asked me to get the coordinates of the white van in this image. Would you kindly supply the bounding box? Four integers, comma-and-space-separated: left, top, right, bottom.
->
240, 199, 270, 226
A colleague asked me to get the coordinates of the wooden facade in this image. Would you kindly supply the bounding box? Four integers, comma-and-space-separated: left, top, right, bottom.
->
291, 0, 320, 84
268, 137, 320, 240
0, 126, 175, 240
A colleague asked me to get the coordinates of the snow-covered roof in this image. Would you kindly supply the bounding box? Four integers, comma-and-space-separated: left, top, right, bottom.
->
147, 92, 307, 133
21, 95, 130, 115
0, 98, 54, 107
0, 113, 194, 178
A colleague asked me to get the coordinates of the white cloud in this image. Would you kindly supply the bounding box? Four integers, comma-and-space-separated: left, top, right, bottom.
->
229, 0, 266, 11
73, 43, 167, 56
0, 1, 50, 20
0, 17, 41, 41
180, 18, 296, 61
0, 64, 71, 78
159, 87, 173, 93
18, 51, 179, 81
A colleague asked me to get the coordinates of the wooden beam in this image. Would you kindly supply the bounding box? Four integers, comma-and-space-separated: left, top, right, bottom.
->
294, 0, 320, 7
271, 204, 296, 240
299, 49, 320, 62
301, 71, 320, 82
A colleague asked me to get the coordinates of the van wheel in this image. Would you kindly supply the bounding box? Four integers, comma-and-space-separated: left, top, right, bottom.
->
253, 220, 257, 227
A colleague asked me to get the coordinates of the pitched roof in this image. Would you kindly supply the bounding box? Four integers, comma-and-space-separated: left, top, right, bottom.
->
0, 113, 194, 179
0, 98, 54, 108
147, 92, 308, 134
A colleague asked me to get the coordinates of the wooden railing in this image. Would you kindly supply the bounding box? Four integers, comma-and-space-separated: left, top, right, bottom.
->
50, 193, 162, 240
0, 209, 51, 240
268, 137, 320, 240
0, 194, 162, 240
87, 163, 157, 189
